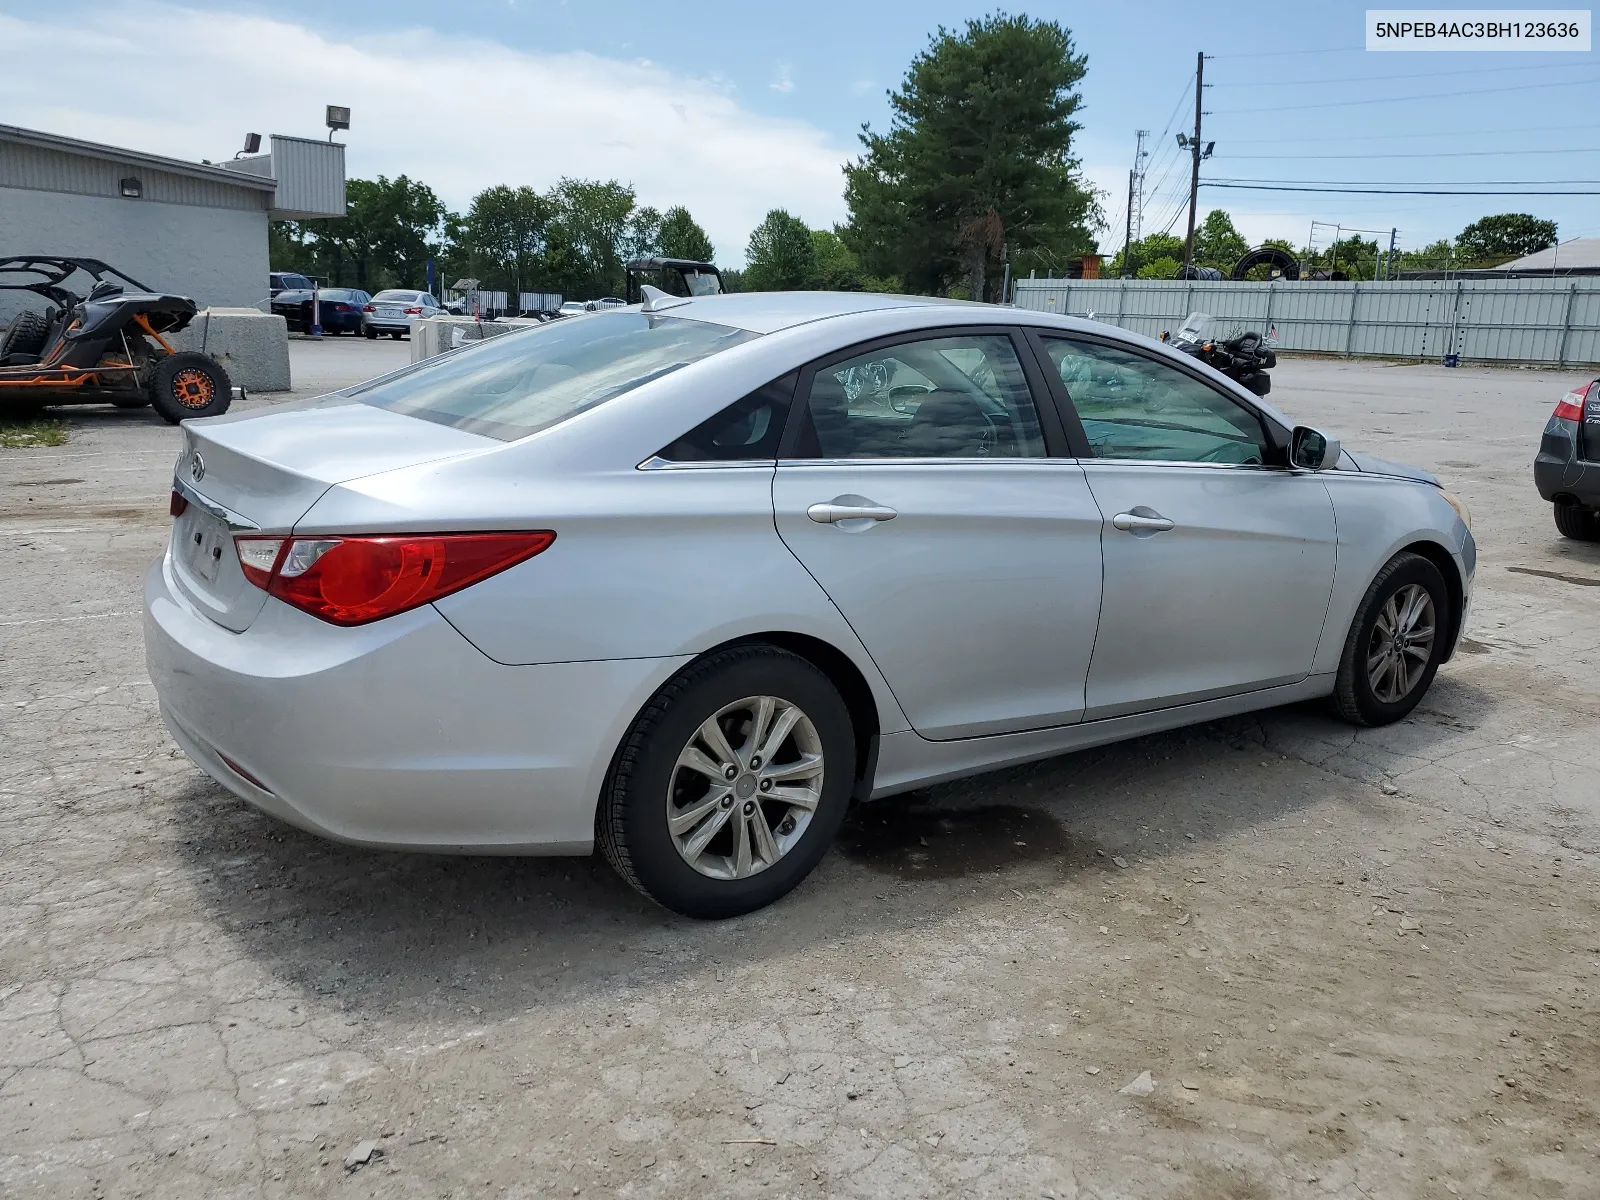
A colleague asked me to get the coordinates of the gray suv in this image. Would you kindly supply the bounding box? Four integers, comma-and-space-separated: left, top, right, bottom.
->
1534, 378, 1600, 539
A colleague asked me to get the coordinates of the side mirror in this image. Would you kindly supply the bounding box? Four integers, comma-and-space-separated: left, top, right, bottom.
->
1290, 425, 1341, 471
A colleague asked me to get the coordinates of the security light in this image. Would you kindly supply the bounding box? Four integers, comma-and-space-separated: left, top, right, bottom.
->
119, 176, 142, 198
242, 132, 261, 154
325, 105, 351, 139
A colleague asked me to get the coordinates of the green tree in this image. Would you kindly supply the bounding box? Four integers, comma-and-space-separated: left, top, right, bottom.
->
283, 175, 447, 291
744, 209, 816, 290
1110, 232, 1183, 277
810, 229, 863, 290
1136, 256, 1182, 280
659, 206, 716, 262
1398, 238, 1455, 272
1455, 213, 1557, 266
843, 12, 1098, 301
1193, 209, 1248, 274
462, 185, 552, 303
547, 178, 641, 298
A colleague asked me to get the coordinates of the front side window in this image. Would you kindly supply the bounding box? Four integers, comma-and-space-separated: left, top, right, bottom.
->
1039, 337, 1269, 465
795, 332, 1046, 460
352, 313, 759, 440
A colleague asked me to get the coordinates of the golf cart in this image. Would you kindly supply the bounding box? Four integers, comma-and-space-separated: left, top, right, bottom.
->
0, 256, 233, 423
623, 257, 723, 304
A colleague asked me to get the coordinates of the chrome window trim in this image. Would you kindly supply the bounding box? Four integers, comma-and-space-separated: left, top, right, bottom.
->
172, 475, 259, 530
636, 456, 777, 471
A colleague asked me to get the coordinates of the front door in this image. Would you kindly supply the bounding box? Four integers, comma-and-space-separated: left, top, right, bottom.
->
1034, 334, 1338, 719
773, 329, 1104, 741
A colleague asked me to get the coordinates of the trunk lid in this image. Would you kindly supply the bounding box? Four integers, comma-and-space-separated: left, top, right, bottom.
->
169, 396, 494, 631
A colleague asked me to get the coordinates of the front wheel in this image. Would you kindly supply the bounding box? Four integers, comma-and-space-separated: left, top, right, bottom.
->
148, 353, 231, 424
1332, 552, 1450, 727
598, 646, 856, 919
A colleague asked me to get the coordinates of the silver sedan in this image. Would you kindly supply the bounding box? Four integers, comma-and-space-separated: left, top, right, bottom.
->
145, 291, 1475, 917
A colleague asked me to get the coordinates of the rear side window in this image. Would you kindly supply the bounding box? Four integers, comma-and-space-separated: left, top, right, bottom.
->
657, 372, 796, 462
352, 313, 760, 441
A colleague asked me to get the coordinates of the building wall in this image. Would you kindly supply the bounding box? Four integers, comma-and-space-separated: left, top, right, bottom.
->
0, 187, 269, 324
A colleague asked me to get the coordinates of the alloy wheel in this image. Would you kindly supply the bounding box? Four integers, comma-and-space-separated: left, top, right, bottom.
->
1364, 583, 1436, 704
665, 695, 824, 880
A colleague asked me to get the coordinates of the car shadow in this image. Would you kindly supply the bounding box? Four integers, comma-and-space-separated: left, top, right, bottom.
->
170, 676, 1495, 1023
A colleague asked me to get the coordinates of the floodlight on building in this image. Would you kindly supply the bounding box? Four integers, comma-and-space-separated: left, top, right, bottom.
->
238, 132, 261, 157
119, 176, 142, 198
325, 105, 350, 141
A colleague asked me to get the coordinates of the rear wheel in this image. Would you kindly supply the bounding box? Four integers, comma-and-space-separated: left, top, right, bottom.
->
148, 353, 231, 424
364, 327, 377, 340
598, 646, 855, 919
390, 331, 404, 340
1332, 552, 1450, 727
1553, 499, 1600, 541
1, 309, 50, 359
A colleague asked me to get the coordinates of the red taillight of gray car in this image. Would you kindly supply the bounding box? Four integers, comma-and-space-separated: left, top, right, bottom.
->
1553, 380, 1594, 422
234, 531, 555, 626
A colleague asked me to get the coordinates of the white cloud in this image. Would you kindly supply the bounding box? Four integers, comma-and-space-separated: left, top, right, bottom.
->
0, 4, 851, 265
770, 65, 795, 94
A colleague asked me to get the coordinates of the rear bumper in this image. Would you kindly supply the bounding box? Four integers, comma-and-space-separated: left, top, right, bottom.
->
144, 553, 688, 852
1535, 419, 1600, 507
361, 317, 412, 334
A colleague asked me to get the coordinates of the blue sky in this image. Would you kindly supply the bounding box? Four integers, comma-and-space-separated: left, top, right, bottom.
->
2, 1, 1596, 264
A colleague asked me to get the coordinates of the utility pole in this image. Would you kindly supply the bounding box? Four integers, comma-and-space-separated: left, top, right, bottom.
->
1124, 170, 1136, 277
1133, 129, 1149, 243
1181, 52, 1210, 275
1386, 227, 1397, 280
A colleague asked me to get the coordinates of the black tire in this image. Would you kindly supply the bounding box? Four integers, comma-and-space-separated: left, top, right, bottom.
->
1553, 499, 1600, 541
364, 327, 378, 340
598, 645, 856, 919
148, 352, 231, 424
111, 396, 151, 409
1332, 551, 1450, 727
1, 309, 50, 359
390, 331, 404, 340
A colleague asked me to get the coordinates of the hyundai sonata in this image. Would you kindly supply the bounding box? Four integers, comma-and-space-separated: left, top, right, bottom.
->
146, 291, 1475, 918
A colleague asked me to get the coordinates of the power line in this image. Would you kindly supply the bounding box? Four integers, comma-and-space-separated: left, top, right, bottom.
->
1218, 147, 1600, 160
1208, 121, 1600, 145
1212, 74, 1600, 115
1209, 44, 1365, 59
1212, 176, 1600, 186
1204, 182, 1600, 195
1210, 58, 1597, 87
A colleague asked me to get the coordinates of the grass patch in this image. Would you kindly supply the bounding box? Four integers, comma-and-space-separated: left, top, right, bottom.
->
0, 415, 70, 448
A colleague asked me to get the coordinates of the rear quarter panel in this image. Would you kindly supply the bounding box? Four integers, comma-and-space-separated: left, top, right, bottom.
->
295, 460, 913, 735
1312, 473, 1474, 674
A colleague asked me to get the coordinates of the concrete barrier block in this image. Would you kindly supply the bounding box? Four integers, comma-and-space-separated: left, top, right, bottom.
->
171, 308, 290, 392
410, 316, 544, 363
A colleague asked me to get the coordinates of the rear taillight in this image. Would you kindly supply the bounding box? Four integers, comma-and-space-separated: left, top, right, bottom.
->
1554, 381, 1593, 422
362, 304, 375, 313
169, 490, 188, 517
403, 306, 422, 314
232, 532, 555, 625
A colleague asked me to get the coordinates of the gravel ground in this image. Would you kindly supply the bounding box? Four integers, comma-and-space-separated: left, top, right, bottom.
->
2, 343, 1597, 1200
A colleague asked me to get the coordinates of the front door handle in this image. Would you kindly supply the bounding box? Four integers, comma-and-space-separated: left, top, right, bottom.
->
1112, 510, 1175, 533
807, 501, 898, 524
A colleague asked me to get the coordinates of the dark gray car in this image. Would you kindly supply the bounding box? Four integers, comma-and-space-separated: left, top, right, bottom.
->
1534, 378, 1600, 539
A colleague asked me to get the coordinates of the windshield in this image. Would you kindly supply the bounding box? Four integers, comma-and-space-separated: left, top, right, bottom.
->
1176, 312, 1216, 343
373, 290, 422, 303
351, 312, 759, 440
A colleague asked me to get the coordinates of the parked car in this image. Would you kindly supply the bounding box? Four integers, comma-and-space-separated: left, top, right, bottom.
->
362, 289, 446, 339
270, 287, 369, 334
145, 292, 1474, 919
1534, 377, 1600, 539
558, 300, 589, 317
269, 272, 314, 298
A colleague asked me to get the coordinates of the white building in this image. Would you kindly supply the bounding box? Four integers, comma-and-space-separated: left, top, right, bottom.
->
0, 124, 344, 323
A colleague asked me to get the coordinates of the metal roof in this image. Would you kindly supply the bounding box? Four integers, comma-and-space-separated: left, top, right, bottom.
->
1494, 238, 1600, 272
0, 123, 277, 192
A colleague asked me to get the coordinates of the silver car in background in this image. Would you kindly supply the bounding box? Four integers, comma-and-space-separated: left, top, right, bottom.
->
362, 289, 445, 339
146, 291, 1474, 918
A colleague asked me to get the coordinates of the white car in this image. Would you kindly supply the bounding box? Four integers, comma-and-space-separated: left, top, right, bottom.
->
146, 291, 1474, 918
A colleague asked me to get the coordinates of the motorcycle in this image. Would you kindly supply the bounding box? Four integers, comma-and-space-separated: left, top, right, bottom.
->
1160, 312, 1275, 397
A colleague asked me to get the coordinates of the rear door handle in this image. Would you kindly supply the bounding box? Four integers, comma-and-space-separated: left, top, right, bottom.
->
807, 502, 898, 524
1112, 510, 1175, 533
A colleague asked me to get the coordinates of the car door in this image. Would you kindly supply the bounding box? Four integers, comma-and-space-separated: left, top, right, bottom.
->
772, 327, 1104, 741
1030, 331, 1337, 720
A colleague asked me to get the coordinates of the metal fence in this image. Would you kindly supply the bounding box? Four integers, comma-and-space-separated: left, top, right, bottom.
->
1012, 276, 1600, 366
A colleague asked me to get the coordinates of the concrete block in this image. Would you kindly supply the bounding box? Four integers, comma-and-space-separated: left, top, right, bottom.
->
170, 308, 290, 393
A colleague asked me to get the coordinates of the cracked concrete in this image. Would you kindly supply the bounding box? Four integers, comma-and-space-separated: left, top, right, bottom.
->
2, 344, 1599, 1198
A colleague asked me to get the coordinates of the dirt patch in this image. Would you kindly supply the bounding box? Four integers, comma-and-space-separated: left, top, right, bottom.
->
835, 799, 1086, 878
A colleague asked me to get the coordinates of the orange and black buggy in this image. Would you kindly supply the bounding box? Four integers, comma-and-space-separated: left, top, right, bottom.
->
0, 256, 233, 424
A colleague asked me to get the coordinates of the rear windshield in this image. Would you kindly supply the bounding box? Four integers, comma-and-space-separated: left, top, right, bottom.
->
372, 290, 421, 302
350, 313, 759, 440
319, 288, 359, 301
